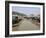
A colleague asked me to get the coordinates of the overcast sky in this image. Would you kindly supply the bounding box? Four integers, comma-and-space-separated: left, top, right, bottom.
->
12, 6, 40, 15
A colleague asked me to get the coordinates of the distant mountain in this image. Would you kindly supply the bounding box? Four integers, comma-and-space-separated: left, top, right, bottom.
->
12, 11, 27, 16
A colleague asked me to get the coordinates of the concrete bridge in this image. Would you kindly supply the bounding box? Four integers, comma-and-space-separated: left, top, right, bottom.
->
12, 18, 40, 31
